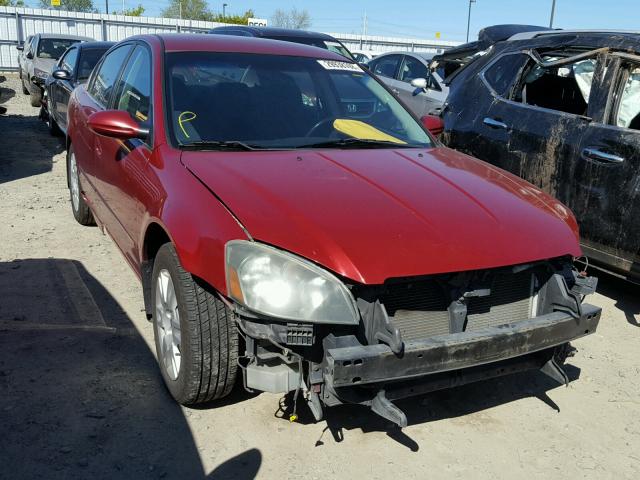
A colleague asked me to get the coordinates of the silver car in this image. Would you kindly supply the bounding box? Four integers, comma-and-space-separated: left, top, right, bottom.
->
17, 33, 93, 107
368, 51, 448, 116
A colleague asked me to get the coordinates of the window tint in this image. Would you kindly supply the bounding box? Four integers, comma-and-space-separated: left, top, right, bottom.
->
484, 53, 529, 97
113, 46, 152, 128
61, 48, 78, 73
77, 48, 109, 82
37, 38, 80, 60
370, 55, 401, 79
615, 65, 640, 130
399, 56, 428, 83
89, 44, 133, 107
514, 55, 597, 116
166, 52, 431, 149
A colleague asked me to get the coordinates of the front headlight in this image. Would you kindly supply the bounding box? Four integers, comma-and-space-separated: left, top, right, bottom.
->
32, 68, 48, 83
225, 240, 359, 325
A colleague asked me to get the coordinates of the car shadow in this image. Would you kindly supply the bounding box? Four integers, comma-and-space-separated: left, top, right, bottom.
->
595, 270, 640, 327
0, 258, 261, 479
0, 105, 62, 184
279, 364, 580, 451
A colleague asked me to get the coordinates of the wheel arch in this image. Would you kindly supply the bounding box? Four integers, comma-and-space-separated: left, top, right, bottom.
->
141, 220, 173, 320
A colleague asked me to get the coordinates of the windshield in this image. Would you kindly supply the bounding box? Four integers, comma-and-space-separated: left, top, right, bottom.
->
166, 52, 431, 150
77, 48, 109, 82
37, 38, 81, 60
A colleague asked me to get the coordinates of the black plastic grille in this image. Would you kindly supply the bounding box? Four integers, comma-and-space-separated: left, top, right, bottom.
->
371, 270, 537, 341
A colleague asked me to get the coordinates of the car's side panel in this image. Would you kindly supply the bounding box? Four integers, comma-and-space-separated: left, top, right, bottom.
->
138, 145, 250, 295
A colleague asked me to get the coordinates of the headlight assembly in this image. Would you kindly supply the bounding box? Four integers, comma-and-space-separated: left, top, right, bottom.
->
225, 240, 359, 325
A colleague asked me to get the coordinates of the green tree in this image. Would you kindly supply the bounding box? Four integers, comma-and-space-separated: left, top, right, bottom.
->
38, 0, 96, 13
0, 0, 25, 6
271, 8, 311, 29
208, 9, 255, 25
162, 0, 211, 21
116, 4, 144, 16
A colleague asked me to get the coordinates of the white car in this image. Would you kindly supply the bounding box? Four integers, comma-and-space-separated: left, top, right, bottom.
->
368, 51, 448, 116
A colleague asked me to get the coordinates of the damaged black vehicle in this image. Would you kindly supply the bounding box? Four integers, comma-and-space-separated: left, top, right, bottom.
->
441, 29, 640, 283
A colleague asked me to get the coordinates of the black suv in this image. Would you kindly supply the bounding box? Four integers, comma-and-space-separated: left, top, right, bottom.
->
441, 29, 640, 283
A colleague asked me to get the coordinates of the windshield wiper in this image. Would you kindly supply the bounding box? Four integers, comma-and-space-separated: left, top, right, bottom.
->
298, 138, 422, 149
179, 140, 259, 151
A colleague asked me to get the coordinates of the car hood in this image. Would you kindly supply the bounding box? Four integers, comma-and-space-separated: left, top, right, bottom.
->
33, 58, 56, 73
181, 147, 580, 284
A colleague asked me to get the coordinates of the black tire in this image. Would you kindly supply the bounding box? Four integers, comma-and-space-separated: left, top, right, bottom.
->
29, 90, 42, 107
20, 73, 29, 95
152, 243, 238, 405
47, 112, 62, 136
66, 144, 94, 225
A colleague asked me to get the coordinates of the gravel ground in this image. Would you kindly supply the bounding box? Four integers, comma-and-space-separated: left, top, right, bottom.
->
1, 73, 639, 480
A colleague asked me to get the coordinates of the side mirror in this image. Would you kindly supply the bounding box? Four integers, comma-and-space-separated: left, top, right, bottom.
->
420, 114, 444, 137
52, 68, 71, 80
410, 78, 428, 90
359, 62, 370, 70
26, 51, 34, 59
88, 110, 149, 140
16, 45, 24, 51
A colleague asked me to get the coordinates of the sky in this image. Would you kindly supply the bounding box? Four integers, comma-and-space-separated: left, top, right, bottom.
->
23, 0, 640, 43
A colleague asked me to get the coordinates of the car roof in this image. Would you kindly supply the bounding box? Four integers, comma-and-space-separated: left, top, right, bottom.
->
373, 51, 435, 61
209, 26, 339, 41
77, 41, 116, 50
509, 29, 640, 41
152, 33, 347, 61
37, 33, 94, 41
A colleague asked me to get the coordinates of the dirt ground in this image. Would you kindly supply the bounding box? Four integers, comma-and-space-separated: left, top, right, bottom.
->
1, 73, 639, 480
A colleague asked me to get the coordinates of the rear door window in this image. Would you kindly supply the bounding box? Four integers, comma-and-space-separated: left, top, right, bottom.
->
88, 44, 133, 107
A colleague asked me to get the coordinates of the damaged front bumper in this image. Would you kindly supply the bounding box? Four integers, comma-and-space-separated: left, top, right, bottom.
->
236, 262, 601, 427
320, 304, 600, 426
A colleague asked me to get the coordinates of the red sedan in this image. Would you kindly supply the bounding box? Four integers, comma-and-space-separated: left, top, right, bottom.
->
66, 34, 600, 427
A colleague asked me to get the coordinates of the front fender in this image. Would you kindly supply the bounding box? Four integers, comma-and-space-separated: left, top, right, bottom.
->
141, 144, 249, 296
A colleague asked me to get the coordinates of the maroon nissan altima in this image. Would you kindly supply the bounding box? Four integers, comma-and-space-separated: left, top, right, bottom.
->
66, 34, 600, 427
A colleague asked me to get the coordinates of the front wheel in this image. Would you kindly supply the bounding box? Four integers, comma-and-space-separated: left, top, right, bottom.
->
66, 145, 94, 225
29, 89, 42, 107
152, 243, 238, 405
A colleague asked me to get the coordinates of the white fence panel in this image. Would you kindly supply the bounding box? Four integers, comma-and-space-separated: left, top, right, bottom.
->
0, 6, 459, 71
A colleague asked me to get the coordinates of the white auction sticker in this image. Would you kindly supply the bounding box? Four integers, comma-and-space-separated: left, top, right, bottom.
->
317, 60, 363, 72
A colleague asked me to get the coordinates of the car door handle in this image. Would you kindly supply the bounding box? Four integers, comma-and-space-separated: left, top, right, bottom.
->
581, 147, 625, 164
483, 117, 508, 129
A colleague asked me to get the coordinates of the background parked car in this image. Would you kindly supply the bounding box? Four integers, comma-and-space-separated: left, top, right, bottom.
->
17, 33, 93, 107
442, 28, 640, 283
351, 50, 379, 63
367, 51, 447, 116
42, 41, 115, 135
16, 34, 33, 89
208, 25, 355, 60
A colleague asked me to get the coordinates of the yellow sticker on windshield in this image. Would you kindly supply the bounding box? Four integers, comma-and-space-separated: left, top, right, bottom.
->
178, 111, 197, 139
333, 119, 406, 144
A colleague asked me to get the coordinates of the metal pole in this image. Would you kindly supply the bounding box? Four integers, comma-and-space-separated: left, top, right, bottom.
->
466, 0, 475, 43
105, 0, 109, 15
549, 0, 557, 28
223, 3, 228, 18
